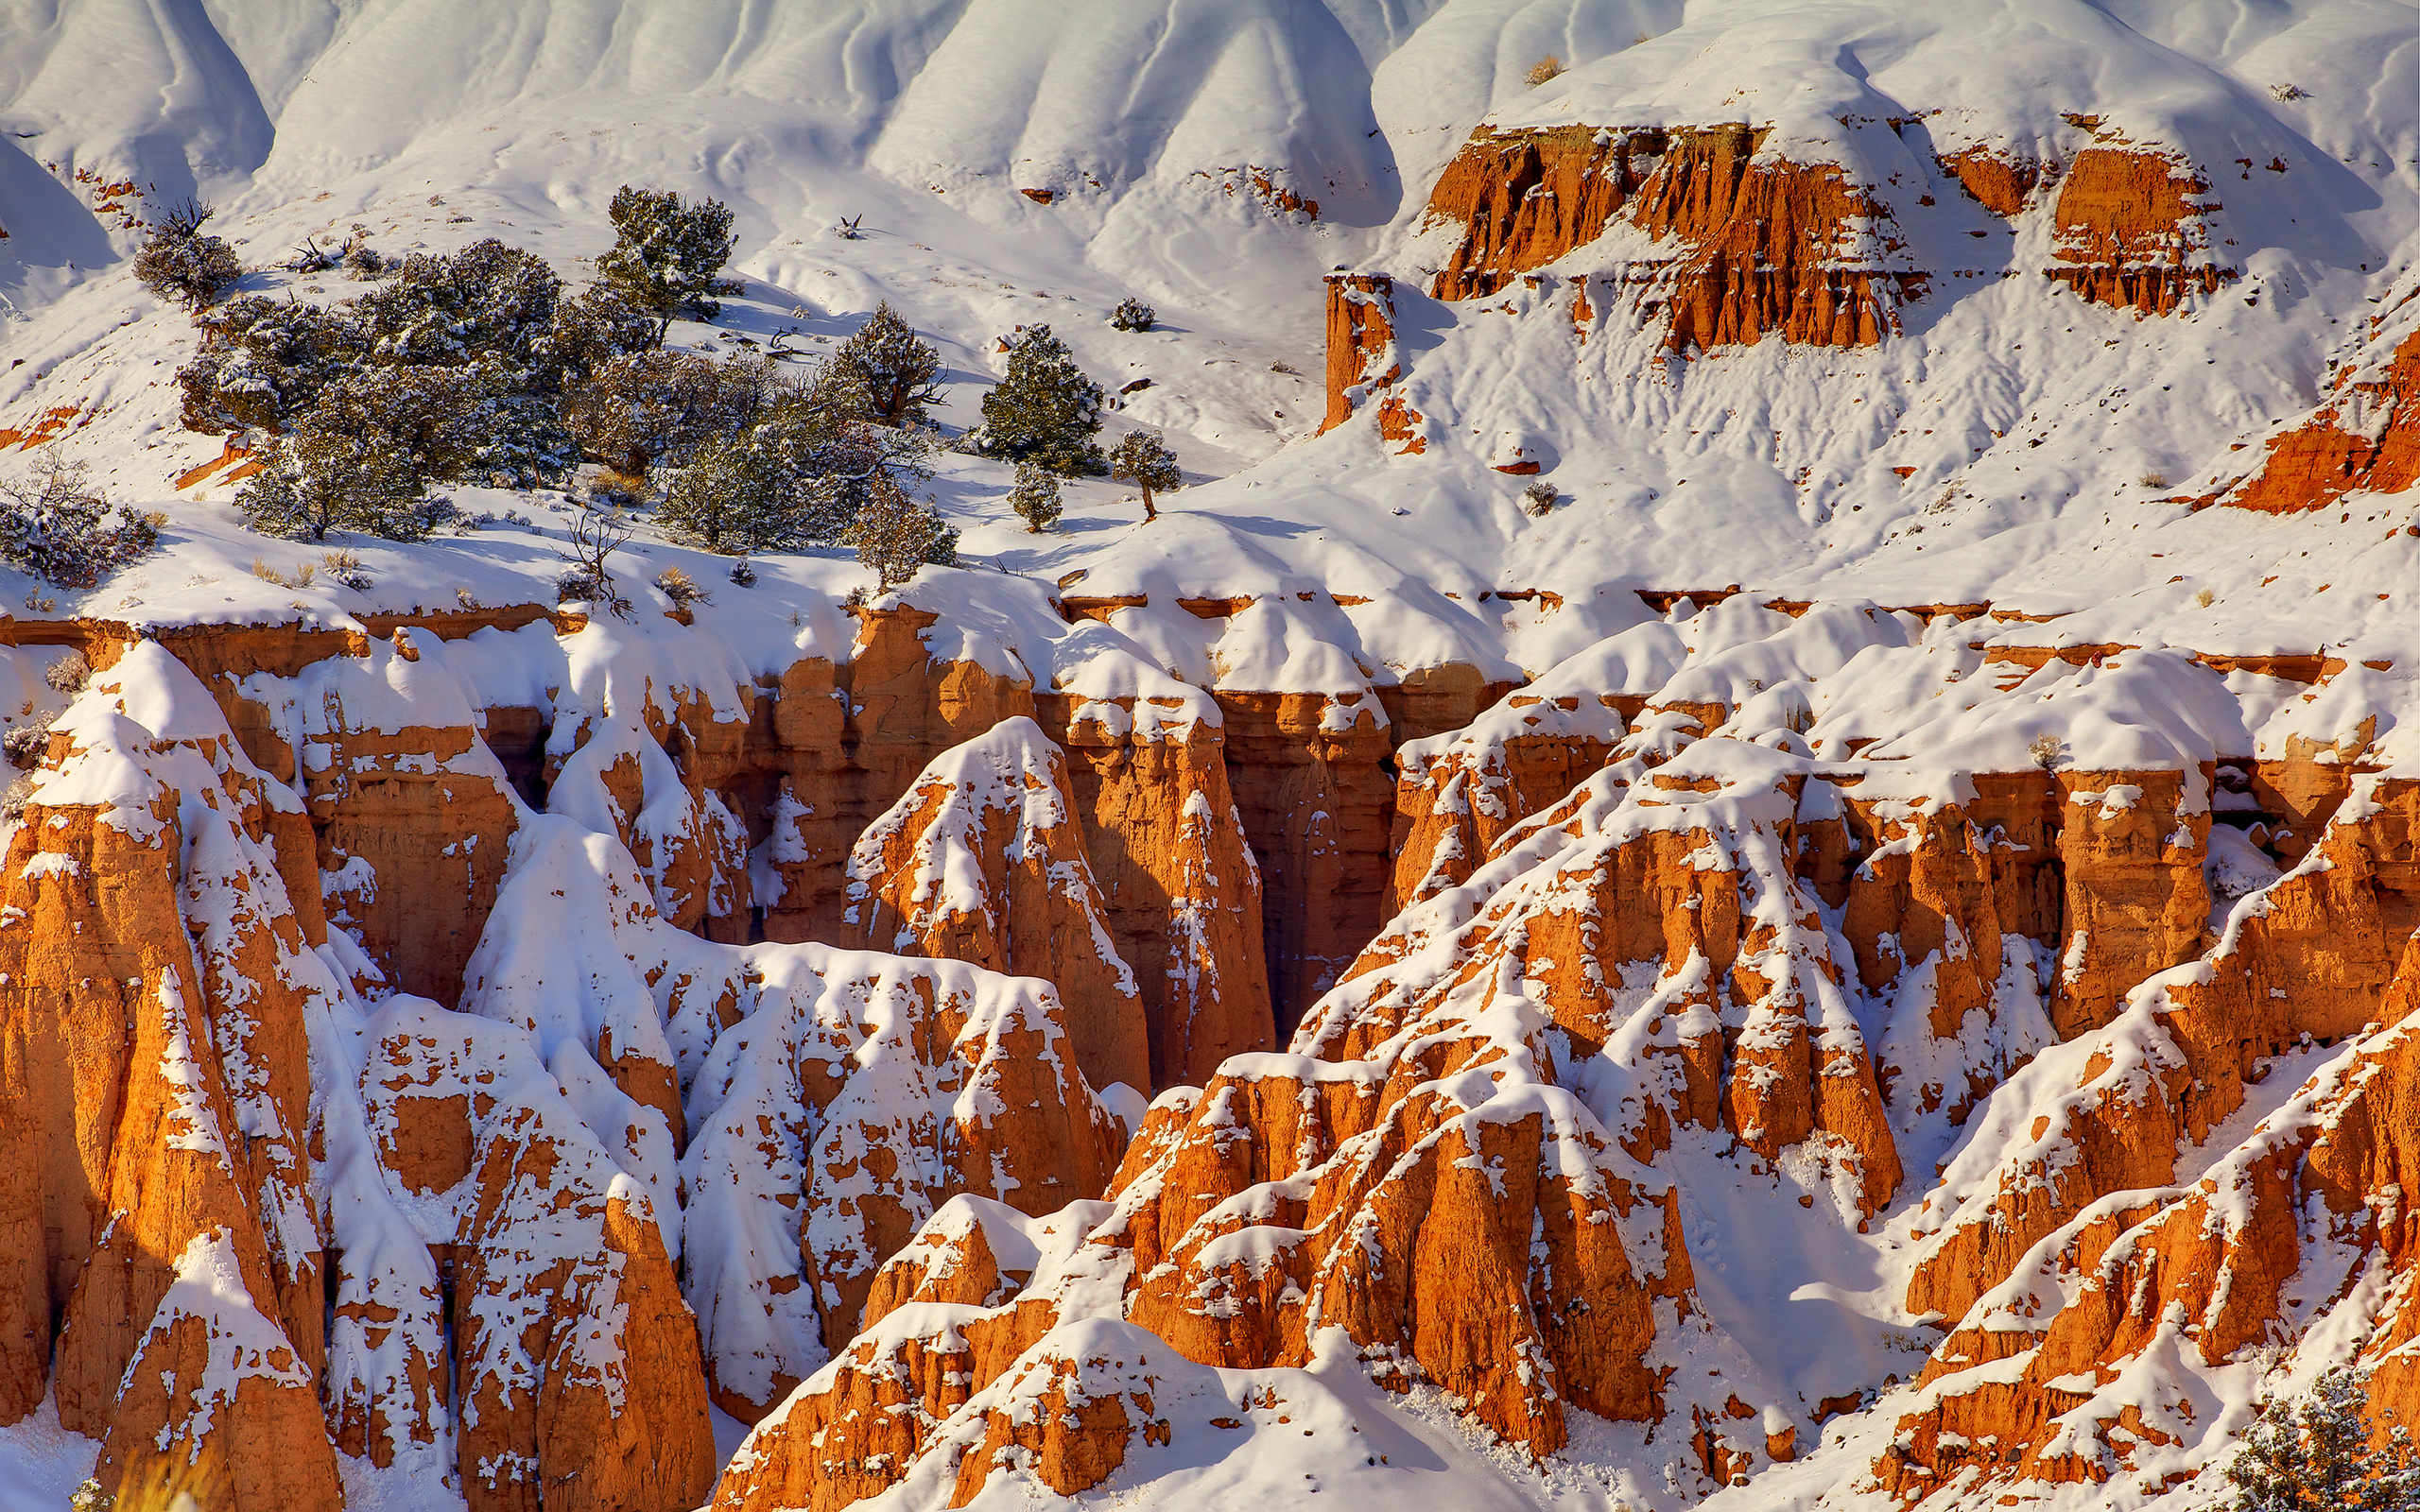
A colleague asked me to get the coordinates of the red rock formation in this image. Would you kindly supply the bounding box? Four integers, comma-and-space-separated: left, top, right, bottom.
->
1420, 124, 1924, 349
0, 645, 337, 1509
1319, 271, 1421, 446
1215, 687, 1396, 1029
1037, 683, 1274, 1089
355, 1000, 717, 1512
2217, 316, 2420, 514
1883, 789, 2420, 1500
843, 716, 1151, 1095
1938, 147, 2044, 217
2048, 146, 2231, 313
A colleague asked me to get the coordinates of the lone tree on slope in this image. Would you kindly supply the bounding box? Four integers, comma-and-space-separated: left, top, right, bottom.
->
1109, 429, 1181, 521
978, 324, 1105, 474
596, 186, 737, 339
831, 301, 945, 426
133, 200, 242, 311
842, 472, 958, 593
2229, 1365, 2420, 1512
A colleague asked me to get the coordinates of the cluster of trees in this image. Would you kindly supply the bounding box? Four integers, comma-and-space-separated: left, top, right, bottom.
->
145, 185, 1175, 600
2230, 1365, 2420, 1512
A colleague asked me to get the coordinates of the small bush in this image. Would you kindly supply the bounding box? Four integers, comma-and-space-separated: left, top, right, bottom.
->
320, 549, 372, 590
557, 507, 634, 617
1526, 54, 1565, 87
727, 559, 757, 588
284, 238, 340, 274
43, 650, 89, 696
133, 200, 242, 311
0, 452, 162, 587
1109, 297, 1155, 332
2029, 732, 2067, 772
2140, 471, 2170, 489
653, 566, 710, 609
1522, 478, 1558, 514
2228, 1364, 2419, 1512
831, 301, 944, 426
1008, 462, 1063, 532
2195, 586, 2217, 608
2271, 82, 2308, 102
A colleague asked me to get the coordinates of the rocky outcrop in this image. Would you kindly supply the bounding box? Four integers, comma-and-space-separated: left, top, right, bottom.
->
2215, 311, 2420, 514
354, 998, 716, 1512
2047, 146, 2231, 313
1385, 620, 1683, 912
0, 645, 339, 1509
1319, 271, 1422, 449
842, 716, 1150, 1097
1882, 781, 2420, 1501
1421, 124, 1925, 349
1215, 687, 1397, 1030
716, 739, 1942, 1508
1037, 671, 1274, 1089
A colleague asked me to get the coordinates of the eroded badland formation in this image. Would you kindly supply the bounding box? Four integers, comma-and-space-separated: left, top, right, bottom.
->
12, 3, 2420, 1510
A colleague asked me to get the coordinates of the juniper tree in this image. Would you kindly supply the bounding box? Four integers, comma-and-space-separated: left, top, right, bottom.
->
596, 186, 736, 338
832, 301, 944, 426
178, 295, 365, 435
133, 200, 242, 311
323, 365, 576, 488
1108, 296, 1155, 332
1008, 461, 1062, 532
842, 472, 957, 593
0, 453, 161, 588
561, 350, 771, 475
1109, 428, 1180, 520
657, 430, 817, 556
233, 423, 438, 542
978, 325, 1104, 474
353, 239, 562, 376
2230, 1366, 2420, 1512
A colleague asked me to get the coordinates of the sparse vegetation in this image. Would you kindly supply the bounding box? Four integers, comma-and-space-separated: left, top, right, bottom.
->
653, 566, 709, 610
1526, 54, 1565, 87
557, 507, 635, 617
2195, 586, 2217, 608
1522, 478, 1558, 514
2029, 731, 2068, 772
2140, 471, 2171, 489
829, 301, 945, 426
0, 452, 163, 587
320, 549, 373, 590
1109, 296, 1156, 332
842, 473, 958, 593
596, 185, 738, 337
2271, 82, 2308, 102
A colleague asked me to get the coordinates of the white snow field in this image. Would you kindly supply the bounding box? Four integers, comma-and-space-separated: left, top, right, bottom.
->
9, 2, 2420, 1509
